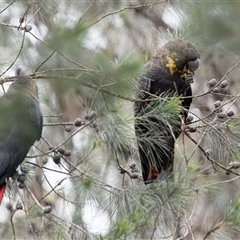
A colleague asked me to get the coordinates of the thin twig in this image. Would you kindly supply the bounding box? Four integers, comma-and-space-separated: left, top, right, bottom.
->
0, 29, 26, 78
187, 60, 240, 99
194, 176, 240, 191
32, 1, 166, 72
43, 122, 74, 126
83, 1, 167, 31
185, 130, 240, 176
30, 32, 95, 73
0, 0, 15, 14
15, 186, 36, 239
10, 212, 16, 240
30, 118, 93, 158
203, 220, 225, 240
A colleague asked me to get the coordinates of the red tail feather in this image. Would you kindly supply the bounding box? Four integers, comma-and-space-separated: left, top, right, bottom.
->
0, 184, 6, 204
147, 168, 160, 181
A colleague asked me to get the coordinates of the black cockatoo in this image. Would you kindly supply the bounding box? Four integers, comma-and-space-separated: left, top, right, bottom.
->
134, 39, 200, 184
0, 72, 43, 202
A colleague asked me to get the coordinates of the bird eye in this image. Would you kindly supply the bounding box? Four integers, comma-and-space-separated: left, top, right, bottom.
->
187, 58, 200, 72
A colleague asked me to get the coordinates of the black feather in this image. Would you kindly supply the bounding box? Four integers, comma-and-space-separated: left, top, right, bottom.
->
134, 39, 199, 184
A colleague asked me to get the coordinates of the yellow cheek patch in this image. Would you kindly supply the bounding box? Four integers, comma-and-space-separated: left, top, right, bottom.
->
166, 55, 176, 75
180, 69, 194, 78
180, 72, 187, 78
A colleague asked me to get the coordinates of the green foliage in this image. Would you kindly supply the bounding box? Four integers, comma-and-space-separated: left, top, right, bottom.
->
225, 195, 240, 229
160, 94, 182, 122
135, 93, 183, 163
103, 172, 196, 239
139, 93, 182, 122
49, 225, 69, 240
107, 208, 151, 239
2, 1, 240, 239
204, 119, 240, 170
109, 216, 136, 239
72, 175, 100, 205
96, 102, 133, 157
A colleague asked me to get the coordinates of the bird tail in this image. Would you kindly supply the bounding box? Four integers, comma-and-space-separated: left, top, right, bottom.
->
0, 184, 6, 204
138, 142, 174, 184
134, 98, 182, 184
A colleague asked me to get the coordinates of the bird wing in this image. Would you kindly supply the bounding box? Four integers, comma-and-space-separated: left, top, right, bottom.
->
0, 152, 11, 182
0, 92, 42, 185
0, 94, 18, 184
134, 68, 191, 184
134, 73, 151, 115
23, 96, 43, 141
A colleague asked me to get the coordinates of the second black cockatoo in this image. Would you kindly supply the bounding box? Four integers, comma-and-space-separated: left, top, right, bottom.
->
134, 39, 200, 184
0, 72, 43, 202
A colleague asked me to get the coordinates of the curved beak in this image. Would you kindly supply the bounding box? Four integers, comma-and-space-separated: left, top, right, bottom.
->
187, 58, 200, 72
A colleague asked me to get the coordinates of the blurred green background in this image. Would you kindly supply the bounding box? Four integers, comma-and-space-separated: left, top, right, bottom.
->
1, 1, 240, 239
